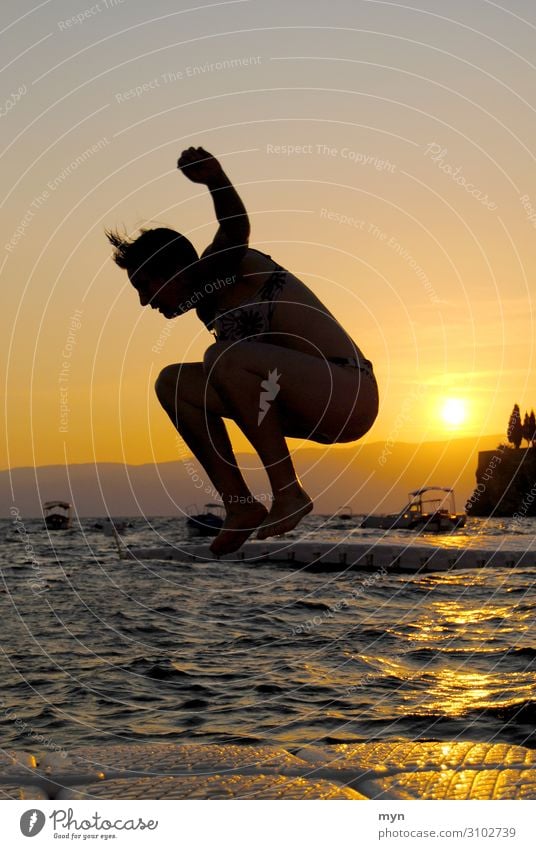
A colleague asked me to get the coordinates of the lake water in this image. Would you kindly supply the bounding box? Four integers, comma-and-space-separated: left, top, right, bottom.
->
1, 515, 535, 755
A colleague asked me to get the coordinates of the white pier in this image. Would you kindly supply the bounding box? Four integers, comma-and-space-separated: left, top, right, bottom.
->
123, 539, 535, 572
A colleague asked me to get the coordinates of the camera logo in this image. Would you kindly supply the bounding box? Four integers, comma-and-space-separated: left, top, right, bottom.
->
20, 810, 46, 837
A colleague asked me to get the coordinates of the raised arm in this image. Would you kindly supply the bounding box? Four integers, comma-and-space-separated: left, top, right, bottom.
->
177, 146, 250, 273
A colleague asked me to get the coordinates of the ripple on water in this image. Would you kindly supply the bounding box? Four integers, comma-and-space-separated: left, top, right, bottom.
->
1, 515, 535, 750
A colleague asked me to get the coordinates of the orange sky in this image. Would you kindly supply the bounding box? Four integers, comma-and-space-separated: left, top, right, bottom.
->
2, 0, 535, 471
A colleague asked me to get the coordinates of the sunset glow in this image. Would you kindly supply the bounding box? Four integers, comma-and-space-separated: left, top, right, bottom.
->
1, 0, 534, 485
440, 398, 468, 429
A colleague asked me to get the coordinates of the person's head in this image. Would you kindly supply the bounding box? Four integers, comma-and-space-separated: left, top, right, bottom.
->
106, 227, 199, 318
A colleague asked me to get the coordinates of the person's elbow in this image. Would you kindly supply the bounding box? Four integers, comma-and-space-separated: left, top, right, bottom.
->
222, 218, 250, 252
231, 214, 250, 245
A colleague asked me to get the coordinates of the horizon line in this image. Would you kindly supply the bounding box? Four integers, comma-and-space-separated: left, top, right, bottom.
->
0, 432, 509, 473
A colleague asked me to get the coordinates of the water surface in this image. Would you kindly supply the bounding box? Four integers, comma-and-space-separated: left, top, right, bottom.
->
1, 515, 535, 753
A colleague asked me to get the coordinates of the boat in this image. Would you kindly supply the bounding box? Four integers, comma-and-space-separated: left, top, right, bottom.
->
185, 502, 225, 537
327, 504, 354, 529
43, 501, 72, 530
93, 518, 130, 535
361, 487, 466, 532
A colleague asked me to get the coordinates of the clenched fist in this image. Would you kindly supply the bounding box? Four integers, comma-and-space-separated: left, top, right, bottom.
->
177, 146, 225, 185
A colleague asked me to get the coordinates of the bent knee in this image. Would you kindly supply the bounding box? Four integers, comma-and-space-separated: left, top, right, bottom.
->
154, 364, 179, 401
155, 363, 199, 406
203, 342, 235, 378
155, 363, 208, 411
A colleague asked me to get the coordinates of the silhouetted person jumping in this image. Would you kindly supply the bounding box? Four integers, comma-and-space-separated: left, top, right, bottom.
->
107, 146, 378, 554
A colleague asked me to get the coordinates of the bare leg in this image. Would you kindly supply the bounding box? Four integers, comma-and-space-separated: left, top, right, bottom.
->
155, 364, 267, 553
204, 341, 377, 539
203, 345, 315, 538
156, 345, 377, 550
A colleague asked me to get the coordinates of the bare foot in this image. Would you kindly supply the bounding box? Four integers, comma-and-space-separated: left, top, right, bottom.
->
256, 487, 313, 540
210, 502, 268, 556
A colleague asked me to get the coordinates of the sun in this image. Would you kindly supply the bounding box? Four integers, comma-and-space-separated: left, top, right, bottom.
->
441, 398, 467, 428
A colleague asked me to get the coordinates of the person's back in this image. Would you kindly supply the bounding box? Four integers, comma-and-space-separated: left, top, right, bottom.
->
207, 248, 367, 361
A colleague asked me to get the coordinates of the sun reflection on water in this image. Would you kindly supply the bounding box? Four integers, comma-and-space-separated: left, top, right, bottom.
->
422, 668, 494, 715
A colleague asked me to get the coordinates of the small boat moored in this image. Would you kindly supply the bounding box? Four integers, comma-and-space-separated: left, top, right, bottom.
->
361, 487, 466, 532
43, 500, 72, 530
186, 502, 225, 537
328, 504, 354, 529
93, 518, 130, 536
336, 505, 353, 520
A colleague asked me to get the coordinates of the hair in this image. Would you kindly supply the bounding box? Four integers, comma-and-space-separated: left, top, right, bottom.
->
105, 227, 199, 280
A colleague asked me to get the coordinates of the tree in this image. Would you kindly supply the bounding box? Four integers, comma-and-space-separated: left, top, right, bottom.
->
529, 410, 536, 447
522, 411, 531, 446
507, 404, 523, 448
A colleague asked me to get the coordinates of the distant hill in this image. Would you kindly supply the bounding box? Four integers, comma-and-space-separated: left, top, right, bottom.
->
1, 435, 503, 518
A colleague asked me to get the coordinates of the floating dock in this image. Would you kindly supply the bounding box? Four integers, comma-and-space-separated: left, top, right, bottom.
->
1, 741, 535, 799
124, 539, 535, 572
